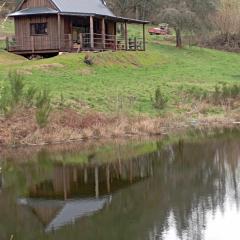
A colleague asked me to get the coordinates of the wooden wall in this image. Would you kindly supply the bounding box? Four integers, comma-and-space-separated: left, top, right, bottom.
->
14, 15, 59, 51
19, 0, 56, 10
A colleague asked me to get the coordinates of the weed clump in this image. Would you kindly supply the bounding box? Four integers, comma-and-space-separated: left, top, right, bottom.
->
35, 89, 52, 128
212, 83, 240, 105
152, 87, 168, 110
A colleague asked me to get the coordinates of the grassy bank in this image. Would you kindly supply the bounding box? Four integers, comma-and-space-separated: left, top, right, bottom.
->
1, 43, 240, 115
0, 33, 240, 145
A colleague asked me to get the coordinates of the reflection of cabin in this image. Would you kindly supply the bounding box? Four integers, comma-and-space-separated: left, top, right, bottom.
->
29, 158, 153, 199
18, 157, 153, 232
18, 197, 111, 232
7, 0, 149, 56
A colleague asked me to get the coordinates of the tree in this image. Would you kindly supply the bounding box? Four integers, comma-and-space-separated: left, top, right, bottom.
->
212, 0, 240, 36
159, 0, 217, 48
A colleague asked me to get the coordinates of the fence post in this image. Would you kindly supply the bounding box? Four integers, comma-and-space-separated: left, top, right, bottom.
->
5, 36, 9, 51
134, 37, 137, 51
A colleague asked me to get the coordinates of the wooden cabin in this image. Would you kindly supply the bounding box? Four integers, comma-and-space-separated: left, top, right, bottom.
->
7, 0, 149, 56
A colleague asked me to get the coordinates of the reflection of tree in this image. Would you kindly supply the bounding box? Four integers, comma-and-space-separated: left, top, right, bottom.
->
0, 134, 239, 240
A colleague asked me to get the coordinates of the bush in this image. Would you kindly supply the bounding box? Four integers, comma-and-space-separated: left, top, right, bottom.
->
0, 71, 25, 115
24, 86, 37, 107
152, 87, 168, 110
35, 89, 52, 128
36, 104, 51, 128
212, 83, 240, 105
9, 71, 25, 104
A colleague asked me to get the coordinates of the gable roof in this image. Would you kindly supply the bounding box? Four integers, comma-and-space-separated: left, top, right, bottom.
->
10, 0, 149, 24
8, 7, 58, 17
51, 0, 115, 17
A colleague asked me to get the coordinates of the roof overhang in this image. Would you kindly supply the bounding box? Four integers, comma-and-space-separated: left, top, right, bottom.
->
59, 12, 149, 24
8, 7, 59, 17
8, 7, 149, 24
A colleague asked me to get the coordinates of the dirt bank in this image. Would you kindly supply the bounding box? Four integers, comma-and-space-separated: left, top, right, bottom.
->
0, 107, 239, 147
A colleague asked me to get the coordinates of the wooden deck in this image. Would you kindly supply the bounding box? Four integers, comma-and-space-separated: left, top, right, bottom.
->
7, 33, 145, 55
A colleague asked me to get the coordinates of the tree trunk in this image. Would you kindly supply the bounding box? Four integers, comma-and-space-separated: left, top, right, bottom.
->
175, 28, 182, 48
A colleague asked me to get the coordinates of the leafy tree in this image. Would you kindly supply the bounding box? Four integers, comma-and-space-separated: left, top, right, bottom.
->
159, 0, 217, 48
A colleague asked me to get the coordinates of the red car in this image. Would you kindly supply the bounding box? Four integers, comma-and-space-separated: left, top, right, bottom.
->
148, 24, 170, 35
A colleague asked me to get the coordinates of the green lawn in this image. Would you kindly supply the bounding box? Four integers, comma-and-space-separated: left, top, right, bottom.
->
0, 39, 240, 116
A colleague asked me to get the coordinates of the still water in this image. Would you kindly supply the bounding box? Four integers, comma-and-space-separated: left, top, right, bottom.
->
0, 130, 240, 240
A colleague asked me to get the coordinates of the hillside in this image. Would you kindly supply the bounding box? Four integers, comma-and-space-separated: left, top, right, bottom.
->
1, 42, 240, 115
0, 39, 240, 145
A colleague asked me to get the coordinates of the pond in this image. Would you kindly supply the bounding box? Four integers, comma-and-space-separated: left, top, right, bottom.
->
0, 129, 240, 240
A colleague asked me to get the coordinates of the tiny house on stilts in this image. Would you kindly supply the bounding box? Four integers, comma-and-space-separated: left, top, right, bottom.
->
7, 0, 149, 56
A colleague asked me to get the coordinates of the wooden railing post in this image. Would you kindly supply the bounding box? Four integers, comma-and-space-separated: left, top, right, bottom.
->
143, 23, 146, 51
114, 35, 117, 51
79, 33, 83, 52
58, 13, 61, 51
101, 18, 105, 49
90, 16, 94, 49
134, 37, 137, 51
124, 21, 128, 51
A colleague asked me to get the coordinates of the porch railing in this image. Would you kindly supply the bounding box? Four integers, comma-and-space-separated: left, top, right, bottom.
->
6, 33, 144, 53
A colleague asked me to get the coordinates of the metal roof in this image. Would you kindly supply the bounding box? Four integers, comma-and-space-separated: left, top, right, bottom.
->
8, 7, 58, 17
9, 0, 149, 23
52, 0, 115, 17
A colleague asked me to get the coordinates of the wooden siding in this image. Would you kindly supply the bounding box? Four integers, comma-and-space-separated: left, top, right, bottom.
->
14, 15, 59, 51
20, 0, 56, 10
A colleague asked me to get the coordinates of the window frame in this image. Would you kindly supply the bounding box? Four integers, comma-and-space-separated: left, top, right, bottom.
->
30, 22, 48, 36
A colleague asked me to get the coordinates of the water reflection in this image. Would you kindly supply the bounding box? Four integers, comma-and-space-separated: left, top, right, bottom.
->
0, 131, 240, 240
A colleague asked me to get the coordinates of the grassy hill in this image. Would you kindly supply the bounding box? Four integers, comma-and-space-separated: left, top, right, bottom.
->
1, 41, 240, 117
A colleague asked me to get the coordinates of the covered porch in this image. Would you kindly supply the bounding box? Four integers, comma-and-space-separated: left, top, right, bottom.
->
63, 15, 147, 52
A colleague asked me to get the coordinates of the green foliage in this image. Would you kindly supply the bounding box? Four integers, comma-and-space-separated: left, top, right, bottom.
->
0, 71, 25, 115
152, 87, 168, 110
35, 89, 52, 128
8, 71, 24, 104
213, 83, 240, 104
24, 86, 37, 107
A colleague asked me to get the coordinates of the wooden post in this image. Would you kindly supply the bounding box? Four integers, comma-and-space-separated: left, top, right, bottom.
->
95, 166, 99, 198
134, 37, 137, 51
31, 36, 34, 53
68, 34, 72, 51
124, 21, 128, 50
90, 16, 94, 49
5, 37, 9, 51
106, 165, 110, 193
101, 18, 105, 49
78, 33, 82, 53
58, 13, 61, 51
63, 165, 67, 201
143, 23, 146, 51
84, 168, 88, 183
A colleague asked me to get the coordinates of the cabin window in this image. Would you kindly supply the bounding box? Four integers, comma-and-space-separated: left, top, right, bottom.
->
30, 23, 48, 35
